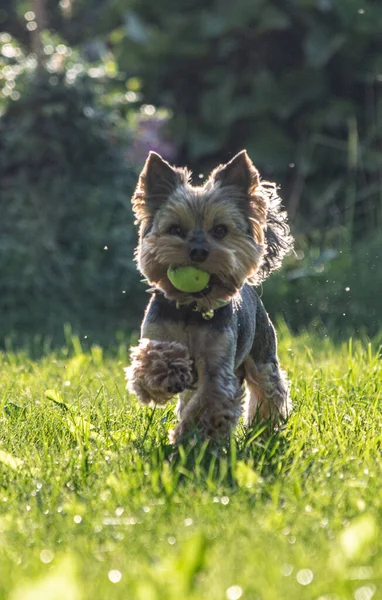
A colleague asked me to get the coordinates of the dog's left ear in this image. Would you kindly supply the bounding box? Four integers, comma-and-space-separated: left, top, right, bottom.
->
132, 152, 189, 221
211, 150, 259, 193
139, 152, 179, 197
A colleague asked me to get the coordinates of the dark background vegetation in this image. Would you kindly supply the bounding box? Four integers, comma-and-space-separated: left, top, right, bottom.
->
1, 0, 381, 347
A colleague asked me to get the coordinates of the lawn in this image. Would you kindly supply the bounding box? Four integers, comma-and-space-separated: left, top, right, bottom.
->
0, 328, 381, 600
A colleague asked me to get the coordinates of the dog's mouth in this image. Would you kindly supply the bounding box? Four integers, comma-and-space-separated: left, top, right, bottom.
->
189, 275, 216, 298
190, 274, 237, 304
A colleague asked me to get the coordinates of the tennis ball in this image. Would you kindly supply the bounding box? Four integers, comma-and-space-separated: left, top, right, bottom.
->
167, 265, 210, 293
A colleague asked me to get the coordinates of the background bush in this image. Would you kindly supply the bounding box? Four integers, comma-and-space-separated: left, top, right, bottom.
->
0, 0, 381, 343
0, 71, 143, 343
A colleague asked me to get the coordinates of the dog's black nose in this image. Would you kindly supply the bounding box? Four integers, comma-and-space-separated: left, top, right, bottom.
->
189, 246, 209, 263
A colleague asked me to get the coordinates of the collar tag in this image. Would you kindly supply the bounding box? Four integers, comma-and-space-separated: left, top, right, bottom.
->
201, 309, 214, 320
174, 297, 230, 319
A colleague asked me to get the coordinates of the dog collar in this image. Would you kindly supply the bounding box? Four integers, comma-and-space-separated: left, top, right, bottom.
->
148, 288, 230, 320
176, 298, 230, 320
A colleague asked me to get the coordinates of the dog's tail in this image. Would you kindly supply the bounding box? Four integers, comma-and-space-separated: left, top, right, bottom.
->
254, 181, 294, 285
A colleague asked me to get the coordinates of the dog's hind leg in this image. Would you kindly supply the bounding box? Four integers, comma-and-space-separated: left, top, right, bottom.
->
243, 305, 291, 427
243, 358, 290, 426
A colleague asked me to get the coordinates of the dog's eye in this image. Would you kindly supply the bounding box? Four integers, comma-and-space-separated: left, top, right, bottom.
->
168, 225, 185, 238
211, 225, 228, 239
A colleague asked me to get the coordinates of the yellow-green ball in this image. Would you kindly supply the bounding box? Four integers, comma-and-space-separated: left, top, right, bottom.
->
167, 265, 210, 293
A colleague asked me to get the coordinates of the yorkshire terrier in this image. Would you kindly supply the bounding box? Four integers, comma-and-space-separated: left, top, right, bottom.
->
126, 150, 294, 443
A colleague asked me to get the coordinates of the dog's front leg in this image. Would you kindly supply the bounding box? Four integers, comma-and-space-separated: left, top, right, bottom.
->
125, 338, 194, 405
170, 331, 245, 443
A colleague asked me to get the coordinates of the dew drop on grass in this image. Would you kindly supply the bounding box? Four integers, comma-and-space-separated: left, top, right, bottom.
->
168, 536, 176, 545
184, 518, 193, 526
226, 585, 243, 600
281, 564, 293, 576
296, 569, 314, 585
40, 549, 54, 564
108, 570, 122, 583
73, 515, 82, 524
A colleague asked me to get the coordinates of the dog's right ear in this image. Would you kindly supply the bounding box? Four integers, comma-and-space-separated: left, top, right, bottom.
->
210, 150, 260, 194
131, 152, 187, 221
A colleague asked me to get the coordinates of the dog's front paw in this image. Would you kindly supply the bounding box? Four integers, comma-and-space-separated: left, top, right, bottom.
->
165, 362, 195, 395
125, 339, 194, 405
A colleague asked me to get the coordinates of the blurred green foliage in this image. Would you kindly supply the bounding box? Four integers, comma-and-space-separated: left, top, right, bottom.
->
0, 70, 144, 341
262, 233, 382, 338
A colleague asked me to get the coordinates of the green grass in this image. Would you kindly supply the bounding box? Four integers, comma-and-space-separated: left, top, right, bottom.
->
0, 330, 381, 600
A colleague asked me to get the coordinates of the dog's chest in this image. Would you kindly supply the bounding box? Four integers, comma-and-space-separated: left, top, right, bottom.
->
142, 287, 258, 366
143, 316, 218, 361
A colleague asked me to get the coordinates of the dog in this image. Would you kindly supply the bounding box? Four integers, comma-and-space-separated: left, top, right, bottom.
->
126, 150, 294, 443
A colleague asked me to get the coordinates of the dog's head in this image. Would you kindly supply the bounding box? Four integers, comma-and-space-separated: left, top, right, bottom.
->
131, 150, 292, 308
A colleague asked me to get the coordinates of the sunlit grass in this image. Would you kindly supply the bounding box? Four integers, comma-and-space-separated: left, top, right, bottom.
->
0, 331, 381, 599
